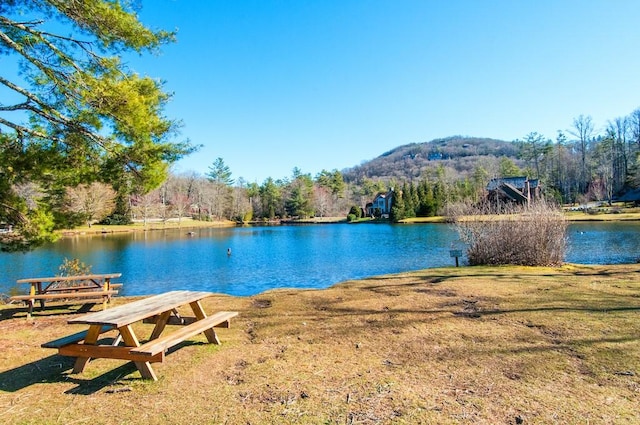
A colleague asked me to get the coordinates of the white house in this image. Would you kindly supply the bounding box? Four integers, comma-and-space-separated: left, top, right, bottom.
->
366, 189, 394, 217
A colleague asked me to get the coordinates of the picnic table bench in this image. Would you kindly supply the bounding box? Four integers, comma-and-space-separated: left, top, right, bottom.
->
9, 273, 122, 318
41, 290, 238, 381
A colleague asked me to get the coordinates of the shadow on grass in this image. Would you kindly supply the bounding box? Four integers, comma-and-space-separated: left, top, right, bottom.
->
350, 265, 640, 303
0, 340, 207, 394
0, 303, 101, 321
0, 354, 139, 394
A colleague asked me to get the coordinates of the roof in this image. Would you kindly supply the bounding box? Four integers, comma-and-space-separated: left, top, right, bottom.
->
486, 177, 539, 191
617, 188, 640, 202
373, 190, 394, 200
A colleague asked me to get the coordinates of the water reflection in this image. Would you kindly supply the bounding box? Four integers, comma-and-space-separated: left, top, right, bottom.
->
1, 222, 639, 297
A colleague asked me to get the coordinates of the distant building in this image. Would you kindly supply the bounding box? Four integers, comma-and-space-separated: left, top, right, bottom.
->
617, 188, 640, 206
366, 189, 395, 217
486, 177, 541, 204
427, 151, 443, 161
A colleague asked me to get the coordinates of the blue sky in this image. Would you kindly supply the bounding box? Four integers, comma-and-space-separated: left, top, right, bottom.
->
9, 1, 640, 183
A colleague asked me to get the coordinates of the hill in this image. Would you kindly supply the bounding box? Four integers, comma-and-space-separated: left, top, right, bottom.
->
343, 136, 521, 183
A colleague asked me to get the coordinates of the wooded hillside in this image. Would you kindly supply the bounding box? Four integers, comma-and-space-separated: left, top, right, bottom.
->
343, 136, 521, 183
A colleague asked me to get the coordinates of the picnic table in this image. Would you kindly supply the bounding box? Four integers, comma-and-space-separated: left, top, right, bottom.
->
10, 273, 122, 318
41, 290, 238, 381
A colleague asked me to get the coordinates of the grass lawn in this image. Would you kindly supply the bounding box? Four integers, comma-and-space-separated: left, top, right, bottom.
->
59, 217, 237, 236
1, 264, 639, 424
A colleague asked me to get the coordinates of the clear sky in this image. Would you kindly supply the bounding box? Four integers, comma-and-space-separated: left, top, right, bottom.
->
49, 1, 640, 182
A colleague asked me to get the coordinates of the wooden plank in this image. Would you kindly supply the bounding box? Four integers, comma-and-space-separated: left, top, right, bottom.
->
41, 325, 115, 348
190, 300, 218, 344
132, 311, 238, 356
10, 290, 118, 301
17, 273, 121, 284
149, 310, 172, 340
72, 324, 104, 373
144, 315, 234, 327
39, 285, 105, 292
68, 291, 214, 328
119, 324, 157, 380
58, 344, 164, 363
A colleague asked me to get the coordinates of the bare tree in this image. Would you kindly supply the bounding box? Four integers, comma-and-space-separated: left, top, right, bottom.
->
131, 190, 161, 226
65, 182, 116, 227
607, 117, 629, 193
313, 185, 331, 217
164, 174, 192, 225
569, 115, 595, 193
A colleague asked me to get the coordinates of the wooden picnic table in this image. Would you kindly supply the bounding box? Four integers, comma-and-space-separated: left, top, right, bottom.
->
11, 273, 122, 318
41, 290, 238, 381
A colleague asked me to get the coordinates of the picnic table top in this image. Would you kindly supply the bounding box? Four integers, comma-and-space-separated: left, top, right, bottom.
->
68, 290, 214, 328
17, 273, 122, 284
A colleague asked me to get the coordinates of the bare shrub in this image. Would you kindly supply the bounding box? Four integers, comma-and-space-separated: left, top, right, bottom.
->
450, 200, 567, 266
58, 258, 92, 276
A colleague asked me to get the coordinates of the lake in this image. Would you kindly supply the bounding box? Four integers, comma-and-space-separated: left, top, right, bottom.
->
1, 222, 639, 297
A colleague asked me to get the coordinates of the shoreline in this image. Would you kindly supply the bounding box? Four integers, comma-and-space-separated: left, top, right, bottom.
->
61, 211, 640, 237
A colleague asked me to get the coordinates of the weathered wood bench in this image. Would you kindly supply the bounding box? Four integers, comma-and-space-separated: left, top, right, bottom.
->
9, 273, 122, 318
132, 311, 238, 357
41, 325, 115, 349
11, 290, 119, 318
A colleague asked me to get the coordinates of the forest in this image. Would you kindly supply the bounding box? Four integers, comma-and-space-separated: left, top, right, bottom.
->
91, 106, 640, 226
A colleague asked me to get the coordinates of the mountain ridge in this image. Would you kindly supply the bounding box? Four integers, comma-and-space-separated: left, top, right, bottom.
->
342, 136, 521, 183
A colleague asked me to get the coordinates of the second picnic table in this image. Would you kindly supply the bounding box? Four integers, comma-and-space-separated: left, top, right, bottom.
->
42, 290, 238, 381
11, 273, 122, 317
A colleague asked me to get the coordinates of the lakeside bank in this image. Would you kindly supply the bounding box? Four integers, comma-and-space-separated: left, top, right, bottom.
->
1, 263, 639, 424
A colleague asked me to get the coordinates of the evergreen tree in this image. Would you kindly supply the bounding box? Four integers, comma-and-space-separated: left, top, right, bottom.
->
390, 189, 406, 221
0, 0, 194, 250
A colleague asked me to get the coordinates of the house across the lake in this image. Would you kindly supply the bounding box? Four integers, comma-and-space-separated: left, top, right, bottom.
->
617, 188, 640, 206
366, 189, 394, 218
486, 177, 541, 204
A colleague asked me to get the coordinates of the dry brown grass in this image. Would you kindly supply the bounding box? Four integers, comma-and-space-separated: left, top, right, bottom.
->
1, 264, 640, 424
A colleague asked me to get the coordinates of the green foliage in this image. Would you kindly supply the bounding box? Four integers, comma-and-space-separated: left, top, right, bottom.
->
0, 1, 194, 250
99, 213, 132, 225
316, 169, 345, 198
259, 178, 282, 220
285, 170, 314, 218
207, 158, 235, 186
0, 206, 58, 252
348, 205, 362, 220
499, 157, 521, 177
515, 132, 552, 180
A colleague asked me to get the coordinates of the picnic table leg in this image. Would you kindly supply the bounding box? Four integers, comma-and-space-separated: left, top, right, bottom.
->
189, 300, 220, 345
35, 282, 47, 311
72, 324, 103, 373
102, 277, 110, 310
149, 310, 172, 340
26, 299, 34, 319
119, 325, 158, 381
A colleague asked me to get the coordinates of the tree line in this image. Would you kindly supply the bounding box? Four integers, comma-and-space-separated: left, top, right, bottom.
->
387, 108, 640, 221
127, 162, 350, 224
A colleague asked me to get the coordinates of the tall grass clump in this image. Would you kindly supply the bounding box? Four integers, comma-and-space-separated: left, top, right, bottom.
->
450, 200, 567, 266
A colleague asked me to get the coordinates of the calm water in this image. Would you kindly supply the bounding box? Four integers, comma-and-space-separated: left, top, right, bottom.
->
1, 222, 639, 297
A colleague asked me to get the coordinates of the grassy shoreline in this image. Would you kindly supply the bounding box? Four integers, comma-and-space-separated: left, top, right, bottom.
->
1, 264, 639, 424
59, 210, 640, 237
